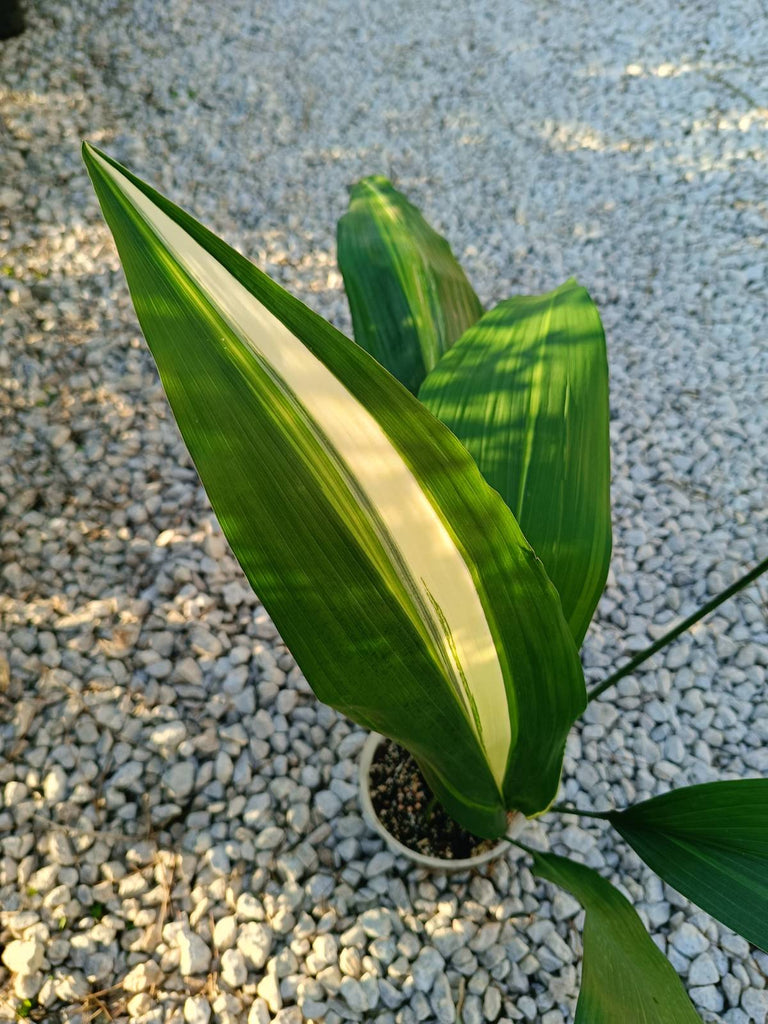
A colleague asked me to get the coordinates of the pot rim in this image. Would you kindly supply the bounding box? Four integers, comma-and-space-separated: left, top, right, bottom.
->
358, 731, 526, 872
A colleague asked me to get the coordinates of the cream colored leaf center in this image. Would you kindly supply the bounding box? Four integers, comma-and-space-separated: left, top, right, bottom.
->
90, 148, 511, 788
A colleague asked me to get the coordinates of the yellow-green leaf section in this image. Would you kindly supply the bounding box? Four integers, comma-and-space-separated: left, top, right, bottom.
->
420, 280, 611, 646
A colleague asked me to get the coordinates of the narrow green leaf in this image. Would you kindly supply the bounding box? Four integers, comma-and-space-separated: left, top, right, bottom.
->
609, 780, 768, 951
337, 175, 483, 394
83, 144, 586, 837
530, 849, 702, 1024
419, 280, 611, 647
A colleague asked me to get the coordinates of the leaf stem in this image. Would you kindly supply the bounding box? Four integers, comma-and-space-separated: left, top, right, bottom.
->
548, 804, 611, 819
587, 555, 768, 703
423, 794, 438, 821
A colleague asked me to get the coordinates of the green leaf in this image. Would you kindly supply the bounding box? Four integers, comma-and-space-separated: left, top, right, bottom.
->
337, 175, 483, 394
83, 144, 586, 837
530, 849, 701, 1024
609, 780, 768, 951
419, 280, 611, 647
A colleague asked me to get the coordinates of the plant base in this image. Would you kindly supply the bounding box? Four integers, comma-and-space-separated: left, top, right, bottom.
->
359, 732, 525, 871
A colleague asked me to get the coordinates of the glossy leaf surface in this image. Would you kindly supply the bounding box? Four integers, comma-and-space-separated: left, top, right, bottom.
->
610, 780, 768, 951
83, 144, 586, 837
531, 850, 701, 1024
420, 280, 611, 646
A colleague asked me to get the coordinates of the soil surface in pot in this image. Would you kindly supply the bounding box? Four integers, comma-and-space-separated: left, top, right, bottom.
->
370, 738, 496, 860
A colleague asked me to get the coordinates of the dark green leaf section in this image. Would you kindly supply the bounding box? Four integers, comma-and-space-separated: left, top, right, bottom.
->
610, 780, 768, 951
337, 175, 483, 394
530, 850, 701, 1024
83, 144, 586, 837
419, 280, 611, 647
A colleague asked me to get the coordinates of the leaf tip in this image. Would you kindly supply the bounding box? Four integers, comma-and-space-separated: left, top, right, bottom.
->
349, 174, 395, 201
82, 140, 110, 178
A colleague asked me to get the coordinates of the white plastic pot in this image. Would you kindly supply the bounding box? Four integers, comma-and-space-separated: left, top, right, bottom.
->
358, 732, 526, 872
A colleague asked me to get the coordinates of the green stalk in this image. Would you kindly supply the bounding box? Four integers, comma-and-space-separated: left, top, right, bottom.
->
548, 804, 611, 820
587, 555, 768, 703
423, 794, 439, 821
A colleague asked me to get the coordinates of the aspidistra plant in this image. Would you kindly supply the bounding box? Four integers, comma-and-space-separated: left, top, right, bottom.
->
85, 148, 768, 1021
82, 144, 585, 840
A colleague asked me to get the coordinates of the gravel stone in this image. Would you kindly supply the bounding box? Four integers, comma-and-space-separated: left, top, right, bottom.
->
483, 984, 502, 1020
247, 999, 271, 1024
360, 908, 393, 939
460, 994, 483, 1024
366, 851, 396, 877
150, 720, 188, 748
1, 938, 45, 975
311, 933, 338, 969
339, 976, 368, 1012
256, 973, 282, 1013
127, 993, 152, 1016
184, 996, 212, 1024
690, 985, 724, 1013
339, 946, 362, 977
236, 893, 264, 921
431, 972, 456, 1024
177, 926, 212, 976
670, 922, 710, 958
164, 762, 196, 800
412, 946, 445, 992
213, 915, 238, 951
724, 1011, 750, 1024
432, 927, 465, 958
315, 790, 343, 819
220, 948, 248, 988
742, 989, 768, 1021
722, 934, 751, 959
552, 891, 581, 921
255, 826, 285, 851
688, 951, 720, 987
122, 960, 163, 992
43, 767, 68, 803
237, 923, 273, 969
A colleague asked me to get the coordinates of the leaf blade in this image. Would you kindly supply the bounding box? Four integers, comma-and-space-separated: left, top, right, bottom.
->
83, 144, 586, 835
337, 175, 483, 393
530, 850, 702, 1024
419, 280, 611, 646
609, 780, 768, 951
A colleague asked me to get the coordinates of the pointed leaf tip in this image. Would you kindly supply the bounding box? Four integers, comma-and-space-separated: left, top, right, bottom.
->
338, 176, 483, 393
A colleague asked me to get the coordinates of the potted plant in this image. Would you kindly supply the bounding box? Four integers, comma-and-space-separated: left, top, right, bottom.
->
82, 143, 767, 1021
358, 731, 528, 871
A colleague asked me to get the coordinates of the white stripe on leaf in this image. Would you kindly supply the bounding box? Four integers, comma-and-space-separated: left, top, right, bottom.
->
90, 149, 511, 788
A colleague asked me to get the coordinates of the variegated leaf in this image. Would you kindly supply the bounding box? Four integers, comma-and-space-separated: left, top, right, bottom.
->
420, 281, 611, 647
83, 144, 586, 836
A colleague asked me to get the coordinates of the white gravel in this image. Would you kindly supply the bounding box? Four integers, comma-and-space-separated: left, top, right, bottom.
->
1, 0, 767, 1022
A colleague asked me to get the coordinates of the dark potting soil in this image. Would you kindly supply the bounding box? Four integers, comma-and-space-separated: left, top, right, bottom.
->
369, 738, 496, 860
